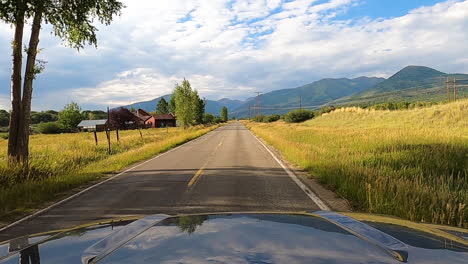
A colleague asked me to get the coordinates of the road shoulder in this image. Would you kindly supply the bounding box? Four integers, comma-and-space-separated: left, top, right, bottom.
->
252, 133, 352, 212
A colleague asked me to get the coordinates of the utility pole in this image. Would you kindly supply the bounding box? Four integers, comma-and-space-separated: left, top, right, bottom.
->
446, 77, 451, 101
249, 105, 251, 120
255, 92, 261, 116
454, 78, 457, 101
299, 95, 302, 110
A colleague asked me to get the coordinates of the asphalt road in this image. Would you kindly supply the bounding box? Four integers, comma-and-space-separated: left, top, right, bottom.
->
0, 122, 324, 241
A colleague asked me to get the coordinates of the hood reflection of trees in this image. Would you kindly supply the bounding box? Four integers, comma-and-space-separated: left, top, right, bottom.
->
176, 216, 208, 234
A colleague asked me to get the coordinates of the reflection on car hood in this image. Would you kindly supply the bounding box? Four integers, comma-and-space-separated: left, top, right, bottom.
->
0, 212, 467, 264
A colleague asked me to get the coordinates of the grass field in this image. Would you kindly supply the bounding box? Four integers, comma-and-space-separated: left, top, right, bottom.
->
0, 125, 218, 223
245, 99, 468, 228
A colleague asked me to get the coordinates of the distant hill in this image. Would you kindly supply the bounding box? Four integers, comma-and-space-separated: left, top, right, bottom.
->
120, 65, 468, 117
216, 98, 244, 110
231, 77, 385, 117
331, 66, 468, 105
121, 95, 244, 116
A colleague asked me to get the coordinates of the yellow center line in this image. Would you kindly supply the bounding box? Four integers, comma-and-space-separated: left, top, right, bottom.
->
187, 135, 225, 188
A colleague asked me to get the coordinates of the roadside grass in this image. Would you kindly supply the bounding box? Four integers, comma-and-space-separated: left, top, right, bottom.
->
0, 125, 219, 223
244, 99, 468, 228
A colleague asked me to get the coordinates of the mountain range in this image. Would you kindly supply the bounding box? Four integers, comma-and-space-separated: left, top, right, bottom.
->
122, 66, 468, 117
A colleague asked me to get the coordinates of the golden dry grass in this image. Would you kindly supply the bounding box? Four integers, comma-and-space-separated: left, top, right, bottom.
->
0, 125, 218, 222
245, 99, 468, 227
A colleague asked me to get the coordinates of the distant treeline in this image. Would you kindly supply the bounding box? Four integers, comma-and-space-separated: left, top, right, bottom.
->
0, 109, 108, 127
251, 101, 441, 124
0, 104, 109, 135
356, 101, 438, 110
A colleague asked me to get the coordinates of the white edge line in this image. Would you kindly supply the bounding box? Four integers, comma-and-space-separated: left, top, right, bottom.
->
0, 128, 220, 234
248, 129, 331, 211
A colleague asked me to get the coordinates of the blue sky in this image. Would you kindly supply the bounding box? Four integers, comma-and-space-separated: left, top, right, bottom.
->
0, 0, 467, 110
339, 0, 447, 19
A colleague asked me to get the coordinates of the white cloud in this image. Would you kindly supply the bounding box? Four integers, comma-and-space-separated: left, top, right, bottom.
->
0, 94, 10, 110
71, 68, 256, 106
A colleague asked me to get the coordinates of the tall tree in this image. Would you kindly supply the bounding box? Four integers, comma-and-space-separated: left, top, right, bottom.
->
221, 106, 228, 122
2, 0, 124, 164
173, 79, 194, 129
58, 102, 83, 130
156, 98, 169, 114
168, 95, 176, 114
191, 91, 204, 125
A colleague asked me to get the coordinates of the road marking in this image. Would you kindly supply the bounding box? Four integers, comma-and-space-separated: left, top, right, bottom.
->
187, 134, 225, 188
188, 160, 209, 187
248, 129, 330, 211
0, 127, 222, 234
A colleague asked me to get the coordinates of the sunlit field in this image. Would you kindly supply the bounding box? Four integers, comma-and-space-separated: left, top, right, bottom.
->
245, 99, 468, 228
0, 125, 218, 223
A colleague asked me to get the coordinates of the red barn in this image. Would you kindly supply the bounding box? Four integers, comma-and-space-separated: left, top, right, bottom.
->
134, 109, 156, 128
154, 113, 177, 128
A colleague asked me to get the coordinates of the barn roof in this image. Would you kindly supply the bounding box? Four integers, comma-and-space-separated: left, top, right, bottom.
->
77, 119, 108, 127
154, 113, 176, 120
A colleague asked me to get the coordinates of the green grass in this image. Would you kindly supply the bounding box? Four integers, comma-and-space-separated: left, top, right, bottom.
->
0, 125, 219, 224
245, 99, 468, 228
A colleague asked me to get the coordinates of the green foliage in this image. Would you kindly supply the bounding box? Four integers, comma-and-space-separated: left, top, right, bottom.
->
213, 116, 222, 123
37, 121, 64, 134
82, 110, 107, 120
156, 98, 169, 114
43, 0, 125, 49
284, 109, 314, 123
176, 215, 208, 234
168, 95, 176, 113
221, 106, 228, 122
192, 91, 204, 124
58, 102, 84, 130
368, 101, 437, 111
265, 114, 280, 122
31, 111, 58, 124
203, 113, 216, 124
173, 79, 204, 128
0, 110, 9, 127
318, 106, 335, 115
174, 79, 194, 128
252, 114, 281, 123
252, 115, 266, 122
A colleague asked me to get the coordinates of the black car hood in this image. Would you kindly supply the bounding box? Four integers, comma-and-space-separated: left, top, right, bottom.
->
0, 212, 467, 264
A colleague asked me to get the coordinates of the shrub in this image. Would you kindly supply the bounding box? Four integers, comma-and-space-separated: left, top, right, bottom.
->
284, 109, 314, 123
203, 113, 216, 124
38, 122, 64, 134
252, 115, 266, 122
265, 114, 280, 122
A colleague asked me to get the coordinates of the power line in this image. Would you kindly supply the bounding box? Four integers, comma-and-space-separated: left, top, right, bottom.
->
255, 92, 261, 116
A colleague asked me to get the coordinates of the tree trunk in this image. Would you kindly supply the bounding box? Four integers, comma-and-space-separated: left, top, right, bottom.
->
7, 0, 26, 164
17, 4, 43, 164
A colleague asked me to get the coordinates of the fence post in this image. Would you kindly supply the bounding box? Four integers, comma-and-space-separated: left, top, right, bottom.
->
106, 129, 111, 154
94, 131, 98, 145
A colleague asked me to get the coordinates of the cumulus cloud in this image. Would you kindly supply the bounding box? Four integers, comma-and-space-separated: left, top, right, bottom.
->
72, 68, 256, 106
0, 0, 467, 109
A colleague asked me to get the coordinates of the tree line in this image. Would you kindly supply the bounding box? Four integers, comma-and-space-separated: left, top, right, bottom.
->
0, 103, 109, 135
